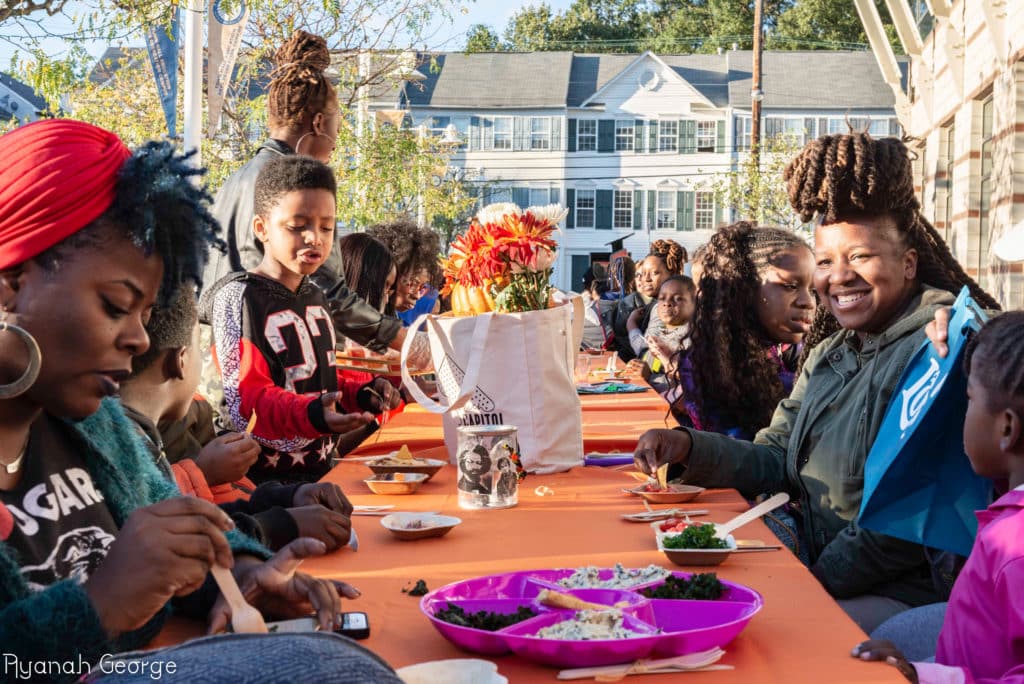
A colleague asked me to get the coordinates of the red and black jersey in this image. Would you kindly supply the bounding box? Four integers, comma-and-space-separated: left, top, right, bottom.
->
207, 272, 344, 483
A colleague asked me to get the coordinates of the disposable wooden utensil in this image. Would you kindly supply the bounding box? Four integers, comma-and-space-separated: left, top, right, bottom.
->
557, 647, 730, 680
210, 565, 268, 633
245, 410, 258, 434
537, 589, 629, 612
713, 492, 790, 539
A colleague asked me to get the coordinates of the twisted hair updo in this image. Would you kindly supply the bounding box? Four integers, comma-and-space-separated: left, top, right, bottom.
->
783, 133, 999, 369
267, 30, 337, 132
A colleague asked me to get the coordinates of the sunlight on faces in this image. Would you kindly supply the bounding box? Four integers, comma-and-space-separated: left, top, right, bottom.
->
656, 280, 695, 326
756, 247, 816, 344
636, 256, 670, 298
813, 216, 919, 336
394, 268, 430, 312
2, 230, 162, 419
254, 188, 337, 289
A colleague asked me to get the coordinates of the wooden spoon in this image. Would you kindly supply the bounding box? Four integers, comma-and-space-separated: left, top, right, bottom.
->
210, 565, 268, 633
713, 492, 790, 539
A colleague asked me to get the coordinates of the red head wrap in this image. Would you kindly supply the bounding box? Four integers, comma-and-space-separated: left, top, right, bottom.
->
0, 119, 131, 270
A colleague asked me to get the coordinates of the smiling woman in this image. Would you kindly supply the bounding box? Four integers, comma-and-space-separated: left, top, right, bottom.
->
633, 133, 1001, 635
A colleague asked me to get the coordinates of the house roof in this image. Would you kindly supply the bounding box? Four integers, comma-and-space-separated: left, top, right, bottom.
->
724, 50, 908, 110
0, 72, 47, 119
400, 52, 575, 109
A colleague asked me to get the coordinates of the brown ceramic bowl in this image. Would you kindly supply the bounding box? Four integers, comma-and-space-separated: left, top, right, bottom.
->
363, 472, 429, 495
628, 483, 705, 504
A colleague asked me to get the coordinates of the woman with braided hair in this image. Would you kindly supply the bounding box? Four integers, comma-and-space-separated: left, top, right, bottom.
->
202, 30, 412, 359
670, 222, 815, 439
634, 132, 1000, 633
0, 120, 401, 682
612, 239, 686, 361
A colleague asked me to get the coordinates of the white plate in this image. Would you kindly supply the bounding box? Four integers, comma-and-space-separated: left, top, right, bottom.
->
397, 659, 507, 684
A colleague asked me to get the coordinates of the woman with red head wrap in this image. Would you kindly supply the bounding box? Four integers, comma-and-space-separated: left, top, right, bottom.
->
0, 120, 400, 682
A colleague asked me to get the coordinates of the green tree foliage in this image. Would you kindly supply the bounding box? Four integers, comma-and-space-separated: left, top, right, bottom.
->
701, 133, 806, 231
464, 23, 500, 53
5, 0, 477, 230
773, 0, 901, 52
474, 0, 901, 54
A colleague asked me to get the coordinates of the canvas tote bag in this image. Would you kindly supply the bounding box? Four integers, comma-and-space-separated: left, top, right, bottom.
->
401, 298, 585, 474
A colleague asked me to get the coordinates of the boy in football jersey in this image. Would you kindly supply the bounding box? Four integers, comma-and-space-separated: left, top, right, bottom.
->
206, 155, 400, 483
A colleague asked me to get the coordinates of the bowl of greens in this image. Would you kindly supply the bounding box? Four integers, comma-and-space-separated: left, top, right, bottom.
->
654, 523, 737, 567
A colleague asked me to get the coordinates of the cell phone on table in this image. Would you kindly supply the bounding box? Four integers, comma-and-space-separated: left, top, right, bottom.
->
266, 612, 370, 640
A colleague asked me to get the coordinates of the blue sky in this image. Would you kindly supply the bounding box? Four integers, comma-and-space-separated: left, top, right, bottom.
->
0, 0, 576, 71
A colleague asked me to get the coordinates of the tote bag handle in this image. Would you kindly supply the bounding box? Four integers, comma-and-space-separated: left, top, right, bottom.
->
400, 312, 493, 414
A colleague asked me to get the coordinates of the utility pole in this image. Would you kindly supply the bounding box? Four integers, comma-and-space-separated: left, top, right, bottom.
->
750, 0, 764, 173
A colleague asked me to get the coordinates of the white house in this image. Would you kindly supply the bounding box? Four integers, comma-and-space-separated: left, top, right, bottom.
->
0, 73, 46, 124
369, 49, 903, 291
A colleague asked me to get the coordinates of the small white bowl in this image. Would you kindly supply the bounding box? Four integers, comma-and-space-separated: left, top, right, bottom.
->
381, 513, 462, 541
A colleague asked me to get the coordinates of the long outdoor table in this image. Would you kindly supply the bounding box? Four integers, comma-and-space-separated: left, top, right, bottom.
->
299, 456, 900, 683
155, 388, 900, 682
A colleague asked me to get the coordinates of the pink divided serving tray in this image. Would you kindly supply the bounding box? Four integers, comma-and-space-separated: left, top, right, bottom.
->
419, 567, 763, 668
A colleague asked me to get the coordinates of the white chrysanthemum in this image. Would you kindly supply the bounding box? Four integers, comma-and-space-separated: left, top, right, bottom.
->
526, 204, 569, 228
476, 202, 521, 226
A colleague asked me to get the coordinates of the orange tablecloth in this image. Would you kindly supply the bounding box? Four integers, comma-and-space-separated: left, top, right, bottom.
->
352, 388, 672, 457
296, 459, 900, 683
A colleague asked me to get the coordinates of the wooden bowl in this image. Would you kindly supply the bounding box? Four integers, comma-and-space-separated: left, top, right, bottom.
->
367, 455, 446, 481
363, 472, 429, 495
381, 513, 462, 541
628, 483, 705, 504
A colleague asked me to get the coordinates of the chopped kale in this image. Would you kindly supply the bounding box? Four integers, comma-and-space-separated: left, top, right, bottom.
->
639, 573, 726, 601
403, 579, 430, 596
662, 524, 729, 550
433, 603, 539, 631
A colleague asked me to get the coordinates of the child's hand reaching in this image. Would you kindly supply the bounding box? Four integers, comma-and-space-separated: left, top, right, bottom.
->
319, 392, 374, 434
358, 377, 402, 413
852, 640, 918, 682
195, 432, 261, 486
286, 505, 351, 551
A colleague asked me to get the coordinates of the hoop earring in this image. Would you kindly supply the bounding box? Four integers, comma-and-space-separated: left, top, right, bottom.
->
0, 321, 42, 399
294, 132, 314, 155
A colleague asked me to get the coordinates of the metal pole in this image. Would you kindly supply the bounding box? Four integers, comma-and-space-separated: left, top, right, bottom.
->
417, 124, 427, 227
183, 0, 203, 169
750, 0, 764, 173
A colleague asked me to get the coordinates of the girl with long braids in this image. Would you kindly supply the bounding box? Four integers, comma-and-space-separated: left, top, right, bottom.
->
202, 30, 411, 358
612, 239, 686, 361
671, 222, 815, 439
634, 132, 999, 634
0, 120, 401, 682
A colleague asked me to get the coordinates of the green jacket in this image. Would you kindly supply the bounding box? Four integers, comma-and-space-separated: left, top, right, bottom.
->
681, 286, 954, 606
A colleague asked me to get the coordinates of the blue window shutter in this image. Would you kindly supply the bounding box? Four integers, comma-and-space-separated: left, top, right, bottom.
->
598, 120, 615, 153
596, 190, 613, 229
634, 119, 644, 151
676, 191, 685, 231
566, 188, 576, 228
512, 187, 530, 208
648, 121, 657, 152
680, 120, 696, 154
567, 118, 577, 152
647, 190, 655, 229
470, 116, 480, 151
716, 120, 725, 153
633, 190, 642, 230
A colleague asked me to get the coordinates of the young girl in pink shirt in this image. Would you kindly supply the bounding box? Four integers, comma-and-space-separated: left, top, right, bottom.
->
855, 311, 1024, 683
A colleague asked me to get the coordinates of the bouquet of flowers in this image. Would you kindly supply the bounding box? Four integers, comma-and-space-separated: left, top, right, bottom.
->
441, 202, 567, 314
